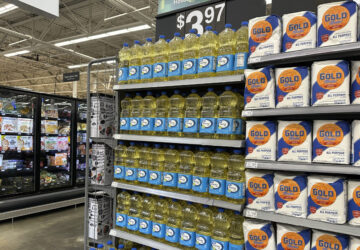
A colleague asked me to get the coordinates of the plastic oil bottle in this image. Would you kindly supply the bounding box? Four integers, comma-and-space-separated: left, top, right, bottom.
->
141, 91, 156, 135
233, 88, 245, 139
178, 145, 195, 193
165, 199, 183, 245
192, 147, 211, 196
154, 91, 169, 136
198, 26, 218, 78
127, 192, 143, 232
200, 88, 218, 138
180, 202, 199, 248
183, 89, 202, 137
196, 205, 214, 250
153, 35, 168, 82
120, 93, 132, 133
216, 86, 238, 139
234, 21, 249, 75
209, 148, 229, 199
168, 32, 183, 81
148, 144, 164, 188
211, 208, 230, 250
116, 190, 130, 229
163, 144, 180, 190
114, 141, 127, 181
125, 142, 139, 183
229, 211, 245, 249
152, 196, 169, 240
129, 93, 143, 134
141, 38, 154, 83
226, 149, 245, 204
217, 24, 236, 76
139, 194, 155, 236
137, 143, 151, 185
118, 43, 130, 85
167, 90, 185, 137
128, 40, 142, 84
182, 29, 199, 79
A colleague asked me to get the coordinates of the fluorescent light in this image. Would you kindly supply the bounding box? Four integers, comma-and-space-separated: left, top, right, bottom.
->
265, 0, 272, 4
4, 50, 30, 57
0, 4, 18, 16
104, 6, 150, 21
55, 24, 151, 47
9, 39, 28, 46
68, 60, 116, 69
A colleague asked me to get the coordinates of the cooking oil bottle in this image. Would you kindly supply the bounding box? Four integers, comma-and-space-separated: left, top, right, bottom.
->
125, 142, 139, 183
128, 40, 142, 84
178, 145, 195, 193
182, 29, 199, 79
211, 208, 230, 250
217, 24, 236, 76
141, 38, 154, 83
153, 35, 168, 82
183, 89, 202, 137
168, 33, 183, 81
141, 91, 156, 135
118, 43, 130, 85
127, 192, 143, 232
209, 148, 229, 199
198, 26, 217, 78
233, 88, 245, 139
165, 199, 183, 245
120, 93, 132, 133
163, 144, 180, 190
229, 211, 245, 249
139, 194, 155, 236
148, 144, 164, 188
167, 90, 185, 137
114, 141, 127, 181
196, 205, 214, 250
192, 147, 211, 196
129, 93, 143, 134
137, 143, 151, 185
200, 88, 218, 138
234, 21, 249, 75
226, 149, 245, 204
116, 190, 130, 229
180, 202, 199, 248
154, 91, 169, 136
152, 196, 169, 240
216, 86, 237, 139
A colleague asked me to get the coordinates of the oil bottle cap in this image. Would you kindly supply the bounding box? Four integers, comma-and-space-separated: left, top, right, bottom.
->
146, 91, 153, 96
218, 208, 225, 212
166, 39, 170, 43
187, 201, 193, 205
189, 29, 197, 34
169, 144, 176, 149
184, 145, 191, 150
123, 43, 129, 47
144, 143, 150, 147
98, 244, 104, 249
199, 147, 205, 151
233, 149, 242, 154
125, 93, 131, 97
133, 191, 138, 194
161, 91, 167, 95
154, 143, 161, 148
191, 89, 197, 93
119, 141, 125, 145
225, 86, 232, 91
207, 87, 214, 92
109, 248, 115, 250
203, 205, 209, 208
172, 198, 178, 202
107, 240, 113, 245
159, 35, 165, 39
129, 142, 136, 146
205, 26, 213, 31
241, 21, 249, 26
136, 92, 141, 96
134, 40, 141, 45
146, 193, 151, 197
118, 244, 124, 249
225, 23, 232, 28
213, 31, 218, 35
174, 89, 180, 94
234, 211, 241, 215
131, 248, 137, 250
216, 148, 225, 152
174, 32, 181, 37
89, 248, 96, 250
146, 37, 152, 42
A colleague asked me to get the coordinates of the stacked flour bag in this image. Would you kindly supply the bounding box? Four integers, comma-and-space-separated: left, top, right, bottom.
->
249, 15, 282, 57
275, 66, 310, 108
351, 61, 360, 104
350, 236, 360, 250
277, 224, 311, 250
312, 120, 351, 164
352, 120, 360, 166
282, 11, 317, 52
274, 173, 308, 218
243, 219, 276, 250
317, 1, 358, 47
246, 170, 274, 211
277, 121, 312, 163
307, 175, 347, 224
348, 180, 360, 225
246, 121, 277, 161
311, 60, 350, 106
311, 230, 349, 250
245, 66, 275, 109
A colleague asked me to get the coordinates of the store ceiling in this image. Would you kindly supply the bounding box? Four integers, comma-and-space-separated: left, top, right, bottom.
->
0, 0, 157, 98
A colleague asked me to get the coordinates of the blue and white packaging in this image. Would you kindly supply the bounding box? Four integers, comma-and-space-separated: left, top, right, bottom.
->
317, 1, 358, 47
244, 67, 275, 110
275, 67, 310, 108
275, 173, 308, 218
351, 61, 360, 104
352, 120, 360, 166
307, 175, 347, 224
246, 170, 274, 211
277, 224, 311, 250
348, 180, 360, 225
311, 60, 350, 106
350, 236, 360, 250
311, 230, 349, 250
243, 219, 276, 250
277, 121, 312, 163
282, 11, 317, 52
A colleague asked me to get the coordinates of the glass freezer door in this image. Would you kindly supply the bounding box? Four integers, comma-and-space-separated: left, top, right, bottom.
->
76, 101, 88, 185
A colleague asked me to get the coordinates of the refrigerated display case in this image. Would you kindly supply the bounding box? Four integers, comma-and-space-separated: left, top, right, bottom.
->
76, 101, 88, 186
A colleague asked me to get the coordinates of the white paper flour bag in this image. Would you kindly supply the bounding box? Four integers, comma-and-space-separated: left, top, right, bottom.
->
246, 170, 274, 211
352, 120, 360, 166
244, 219, 276, 250
277, 121, 312, 163
245, 67, 275, 110
311, 60, 350, 106
350, 236, 360, 250
351, 61, 360, 104
246, 121, 277, 161
311, 230, 349, 250
249, 15, 282, 58
277, 224, 311, 250
317, 1, 358, 47
282, 11, 317, 52
275, 66, 310, 108
307, 175, 347, 224
275, 173, 308, 218
348, 180, 360, 225
312, 120, 351, 164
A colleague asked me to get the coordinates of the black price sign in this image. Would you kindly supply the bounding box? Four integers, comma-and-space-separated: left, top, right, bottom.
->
176, 1, 225, 36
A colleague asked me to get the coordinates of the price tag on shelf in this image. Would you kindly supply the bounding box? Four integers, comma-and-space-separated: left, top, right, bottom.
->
242, 110, 253, 117
245, 209, 258, 218
248, 57, 261, 64
245, 161, 258, 169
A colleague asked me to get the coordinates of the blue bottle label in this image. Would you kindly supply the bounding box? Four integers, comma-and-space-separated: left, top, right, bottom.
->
127, 216, 139, 231
200, 118, 216, 134
196, 233, 212, 250
116, 213, 127, 228
153, 62, 167, 78
163, 172, 178, 187
125, 167, 137, 181
118, 67, 128, 81
183, 118, 199, 133
167, 118, 183, 132
198, 56, 215, 73
209, 178, 226, 196
137, 169, 149, 183
141, 64, 153, 80
165, 226, 180, 243
168, 61, 182, 76
226, 181, 245, 200
235, 119, 244, 135
120, 117, 129, 131
192, 176, 209, 193
139, 219, 152, 235
129, 117, 141, 131
154, 118, 167, 132
141, 117, 154, 131
128, 66, 140, 80
234, 52, 248, 71
114, 165, 125, 179
217, 54, 235, 72
152, 223, 166, 238
229, 243, 244, 250
177, 173, 192, 190
212, 239, 229, 250
183, 58, 197, 75
180, 230, 196, 247
216, 118, 235, 135
149, 170, 162, 185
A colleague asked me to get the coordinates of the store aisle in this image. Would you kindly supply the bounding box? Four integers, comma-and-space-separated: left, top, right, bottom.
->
0, 205, 84, 250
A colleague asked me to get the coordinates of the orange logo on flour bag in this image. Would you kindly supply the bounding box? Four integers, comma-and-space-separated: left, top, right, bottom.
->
248, 229, 269, 249
286, 16, 311, 40
283, 123, 307, 147
277, 179, 301, 201
322, 6, 350, 32
317, 65, 344, 90
311, 183, 337, 207
316, 124, 343, 147
353, 185, 360, 218
278, 69, 302, 93
248, 177, 269, 197
356, 67, 360, 85
281, 232, 305, 250
251, 20, 273, 44
316, 235, 342, 250
249, 124, 271, 146
247, 71, 268, 93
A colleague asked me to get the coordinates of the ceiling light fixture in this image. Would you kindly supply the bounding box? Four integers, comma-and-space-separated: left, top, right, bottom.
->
9, 39, 28, 47
4, 50, 30, 57
104, 6, 150, 21
67, 60, 116, 69
0, 4, 18, 16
